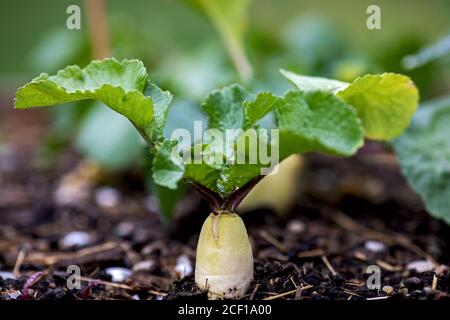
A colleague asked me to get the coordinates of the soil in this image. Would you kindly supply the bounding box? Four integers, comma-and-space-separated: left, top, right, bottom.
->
1, 104, 450, 301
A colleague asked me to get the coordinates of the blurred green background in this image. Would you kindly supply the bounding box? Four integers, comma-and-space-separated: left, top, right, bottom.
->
1, 0, 449, 87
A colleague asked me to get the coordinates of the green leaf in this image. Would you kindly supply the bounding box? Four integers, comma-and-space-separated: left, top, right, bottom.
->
76, 103, 143, 170
243, 92, 278, 130
144, 151, 186, 222
176, 84, 273, 197
280, 69, 348, 93
275, 91, 364, 158
152, 140, 185, 190
184, 149, 264, 198
281, 70, 419, 141
394, 97, 450, 225
182, 141, 226, 194
185, 162, 223, 194
143, 82, 173, 143
202, 84, 248, 130
179, 86, 364, 198
217, 163, 263, 196
15, 58, 169, 145
337, 73, 419, 141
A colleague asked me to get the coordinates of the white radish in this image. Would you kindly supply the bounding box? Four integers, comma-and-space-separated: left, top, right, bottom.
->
195, 211, 253, 299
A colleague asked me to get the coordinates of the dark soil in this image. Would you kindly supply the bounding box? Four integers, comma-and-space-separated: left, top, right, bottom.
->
1, 104, 450, 301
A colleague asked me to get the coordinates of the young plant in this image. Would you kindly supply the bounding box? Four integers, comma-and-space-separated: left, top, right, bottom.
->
15, 58, 418, 299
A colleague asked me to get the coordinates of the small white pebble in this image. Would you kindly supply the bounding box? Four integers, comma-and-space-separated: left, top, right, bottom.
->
105, 267, 132, 282
131, 294, 140, 300
115, 222, 134, 238
407, 260, 433, 273
364, 240, 386, 253
60, 231, 91, 248
95, 187, 121, 208
287, 220, 305, 234
0, 271, 16, 280
175, 255, 193, 278
54, 183, 89, 206
5, 290, 22, 299
132, 260, 156, 272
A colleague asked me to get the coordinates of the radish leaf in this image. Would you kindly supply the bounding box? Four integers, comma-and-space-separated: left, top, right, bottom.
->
394, 97, 450, 225
280, 69, 347, 93
15, 58, 171, 146
275, 90, 364, 158
166, 85, 364, 197
281, 70, 419, 141
243, 92, 278, 130
202, 84, 248, 131
338, 73, 419, 140
152, 140, 185, 190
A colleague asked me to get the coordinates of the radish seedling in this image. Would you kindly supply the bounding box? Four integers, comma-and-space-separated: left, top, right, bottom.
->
15, 58, 418, 299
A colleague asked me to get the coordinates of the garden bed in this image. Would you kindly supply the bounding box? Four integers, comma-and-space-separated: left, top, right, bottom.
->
1, 106, 449, 301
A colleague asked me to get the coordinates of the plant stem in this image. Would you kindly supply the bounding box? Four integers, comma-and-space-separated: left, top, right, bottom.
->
222, 176, 263, 211
220, 29, 253, 83
188, 180, 222, 209
85, 0, 110, 59
200, 0, 253, 82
